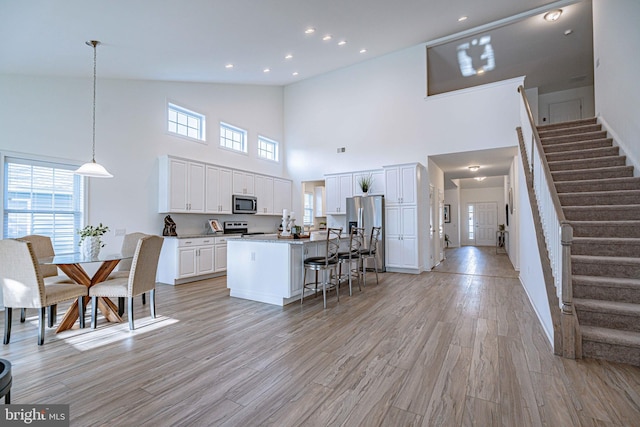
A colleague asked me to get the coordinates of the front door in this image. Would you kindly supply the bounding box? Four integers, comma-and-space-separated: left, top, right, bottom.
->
475, 202, 497, 246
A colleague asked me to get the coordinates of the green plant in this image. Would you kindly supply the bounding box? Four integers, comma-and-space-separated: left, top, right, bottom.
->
357, 174, 374, 193
78, 223, 109, 247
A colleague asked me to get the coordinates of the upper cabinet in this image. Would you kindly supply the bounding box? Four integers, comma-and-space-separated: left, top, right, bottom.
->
206, 165, 233, 214
159, 155, 291, 215
384, 164, 418, 205
159, 156, 205, 213
325, 173, 353, 214
353, 169, 385, 197
233, 170, 255, 195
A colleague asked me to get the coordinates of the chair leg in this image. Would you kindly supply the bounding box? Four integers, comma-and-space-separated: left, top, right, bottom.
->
150, 290, 156, 318
91, 296, 98, 329
118, 297, 125, 317
78, 297, 85, 329
4, 308, 12, 344
38, 307, 45, 345
4, 390, 9, 404
301, 267, 307, 304
47, 305, 57, 328
20, 308, 26, 323
142, 293, 146, 305
128, 297, 135, 330
361, 258, 367, 288
322, 270, 327, 309
374, 257, 379, 284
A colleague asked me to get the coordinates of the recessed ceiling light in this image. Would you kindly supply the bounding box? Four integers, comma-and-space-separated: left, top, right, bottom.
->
474, 176, 486, 181
305, 27, 315, 34
292, 72, 299, 76
468, 165, 480, 172
322, 35, 332, 41
564, 29, 573, 36
458, 16, 468, 22
359, 49, 367, 54
477, 68, 485, 75
263, 68, 271, 73
544, 9, 562, 22
225, 64, 234, 69
284, 54, 293, 60
338, 40, 347, 46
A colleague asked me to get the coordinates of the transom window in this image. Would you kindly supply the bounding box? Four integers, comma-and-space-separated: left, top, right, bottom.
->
168, 103, 206, 142
258, 136, 279, 162
3, 156, 85, 254
220, 122, 247, 153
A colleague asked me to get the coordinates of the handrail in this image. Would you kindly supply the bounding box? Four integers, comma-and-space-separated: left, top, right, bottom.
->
517, 85, 566, 222
517, 84, 577, 358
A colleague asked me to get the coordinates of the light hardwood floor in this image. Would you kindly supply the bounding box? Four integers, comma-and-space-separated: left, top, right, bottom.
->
2, 246, 640, 426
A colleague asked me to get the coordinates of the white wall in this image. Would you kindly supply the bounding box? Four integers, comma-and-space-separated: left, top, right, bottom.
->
538, 85, 595, 125
593, 0, 640, 171
0, 75, 286, 247
427, 159, 445, 268
444, 187, 461, 248
506, 155, 520, 270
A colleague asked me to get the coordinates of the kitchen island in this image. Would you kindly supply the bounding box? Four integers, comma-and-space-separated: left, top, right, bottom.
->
227, 235, 329, 306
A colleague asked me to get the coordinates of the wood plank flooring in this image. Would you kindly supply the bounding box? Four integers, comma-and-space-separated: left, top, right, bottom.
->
2, 246, 640, 426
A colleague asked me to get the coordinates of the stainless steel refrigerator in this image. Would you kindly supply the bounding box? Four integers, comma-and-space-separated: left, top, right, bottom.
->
346, 195, 385, 272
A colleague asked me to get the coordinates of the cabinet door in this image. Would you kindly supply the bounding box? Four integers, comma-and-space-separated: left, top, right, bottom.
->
400, 165, 416, 205
385, 206, 402, 236
255, 175, 274, 215
233, 171, 255, 195
197, 245, 215, 275
169, 158, 189, 212
273, 178, 292, 215
178, 247, 197, 278
325, 175, 339, 214
214, 244, 227, 272
401, 205, 417, 236
384, 168, 401, 205
188, 162, 206, 212
218, 168, 233, 213
205, 165, 221, 213
289, 245, 304, 297
353, 170, 385, 196
338, 174, 352, 213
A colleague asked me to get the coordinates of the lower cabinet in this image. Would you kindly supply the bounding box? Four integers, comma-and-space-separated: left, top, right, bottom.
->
157, 235, 239, 285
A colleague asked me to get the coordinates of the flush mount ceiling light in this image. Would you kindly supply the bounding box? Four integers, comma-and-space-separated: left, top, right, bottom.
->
359, 49, 367, 54
284, 54, 293, 60
564, 29, 574, 36
304, 27, 315, 34
474, 176, 486, 181
225, 63, 234, 69
322, 35, 332, 41
75, 40, 113, 178
338, 40, 347, 46
468, 165, 480, 172
458, 16, 468, 22
544, 9, 562, 22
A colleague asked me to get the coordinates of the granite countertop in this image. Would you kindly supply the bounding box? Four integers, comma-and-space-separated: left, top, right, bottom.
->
227, 235, 320, 244
163, 233, 242, 239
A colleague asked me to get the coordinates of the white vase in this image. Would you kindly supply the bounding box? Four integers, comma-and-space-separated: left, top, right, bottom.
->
83, 236, 102, 259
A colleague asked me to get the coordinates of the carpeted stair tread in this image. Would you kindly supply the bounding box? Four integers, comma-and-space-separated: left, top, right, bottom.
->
538, 123, 602, 139
537, 117, 597, 132
552, 165, 634, 181
572, 237, 640, 257
555, 177, 640, 193
573, 274, 640, 290
581, 326, 640, 348
564, 205, 640, 221
569, 220, 640, 238
558, 189, 640, 206
548, 156, 626, 171
574, 298, 640, 316
572, 254, 640, 265
542, 138, 613, 154
545, 146, 619, 162
541, 130, 608, 146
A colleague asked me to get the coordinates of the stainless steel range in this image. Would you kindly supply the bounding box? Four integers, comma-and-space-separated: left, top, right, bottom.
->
223, 221, 264, 236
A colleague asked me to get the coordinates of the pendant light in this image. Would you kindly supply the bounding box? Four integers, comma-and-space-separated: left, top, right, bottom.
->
75, 40, 113, 178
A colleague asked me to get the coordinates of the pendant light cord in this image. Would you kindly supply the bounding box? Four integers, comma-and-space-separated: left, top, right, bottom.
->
91, 41, 97, 163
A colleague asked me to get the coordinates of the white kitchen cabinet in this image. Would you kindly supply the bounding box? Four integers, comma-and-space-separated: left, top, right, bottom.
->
325, 173, 353, 214
314, 186, 326, 217
385, 205, 419, 270
233, 170, 255, 195
158, 156, 206, 213
255, 175, 275, 215
384, 164, 418, 205
206, 165, 233, 214
214, 235, 239, 273
273, 178, 292, 215
158, 236, 234, 285
353, 169, 385, 196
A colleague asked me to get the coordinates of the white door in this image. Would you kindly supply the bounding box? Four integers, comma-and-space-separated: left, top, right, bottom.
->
475, 202, 497, 246
549, 99, 582, 124
428, 185, 435, 268
438, 189, 444, 263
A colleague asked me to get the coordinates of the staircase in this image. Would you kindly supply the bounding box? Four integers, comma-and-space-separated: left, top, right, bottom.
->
537, 118, 640, 366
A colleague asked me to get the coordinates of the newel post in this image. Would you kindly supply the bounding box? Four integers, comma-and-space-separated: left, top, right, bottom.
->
560, 222, 576, 358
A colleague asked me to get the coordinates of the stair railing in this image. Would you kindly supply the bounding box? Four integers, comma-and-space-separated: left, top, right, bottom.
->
517, 85, 577, 358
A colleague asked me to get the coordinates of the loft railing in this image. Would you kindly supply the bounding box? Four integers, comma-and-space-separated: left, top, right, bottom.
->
517, 85, 577, 358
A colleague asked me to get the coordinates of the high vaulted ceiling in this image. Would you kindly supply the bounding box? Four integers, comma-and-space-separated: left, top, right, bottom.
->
1, 0, 592, 90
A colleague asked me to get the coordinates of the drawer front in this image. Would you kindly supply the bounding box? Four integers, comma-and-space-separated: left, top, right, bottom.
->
215, 235, 241, 245
179, 237, 214, 247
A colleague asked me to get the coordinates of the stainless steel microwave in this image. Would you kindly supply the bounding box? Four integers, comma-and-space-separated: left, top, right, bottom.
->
232, 195, 257, 214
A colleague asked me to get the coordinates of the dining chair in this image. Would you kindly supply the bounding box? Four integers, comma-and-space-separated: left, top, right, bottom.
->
301, 227, 342, 308
360, 226, 382, 286
0, 239, 87, 345
18, 235, 76, 326
337, 226, 365, 296
90, 235, 164, 330
109, 232, 148, 314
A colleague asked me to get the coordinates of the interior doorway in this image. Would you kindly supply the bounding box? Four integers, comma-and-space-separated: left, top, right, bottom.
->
549, 98, 582, 124
464, 202, 497, 246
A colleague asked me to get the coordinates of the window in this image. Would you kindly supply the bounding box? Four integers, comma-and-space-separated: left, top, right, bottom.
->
467, 204, 475, 241
3, 156, 85, 254
303, 192, 314, 226
168, 103, 206, 142
258, 136, 279, 161
220, 122, 247, 153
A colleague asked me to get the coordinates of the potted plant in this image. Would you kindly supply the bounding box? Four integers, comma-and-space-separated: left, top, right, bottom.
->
357, 174, 374, 195
78, 223, 109, 258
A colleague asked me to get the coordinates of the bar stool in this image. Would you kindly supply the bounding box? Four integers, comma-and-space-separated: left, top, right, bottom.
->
360, 226, 382, 286
0, 358, 12, 404
301, 227, 342, 308
338, 227, 365, 296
